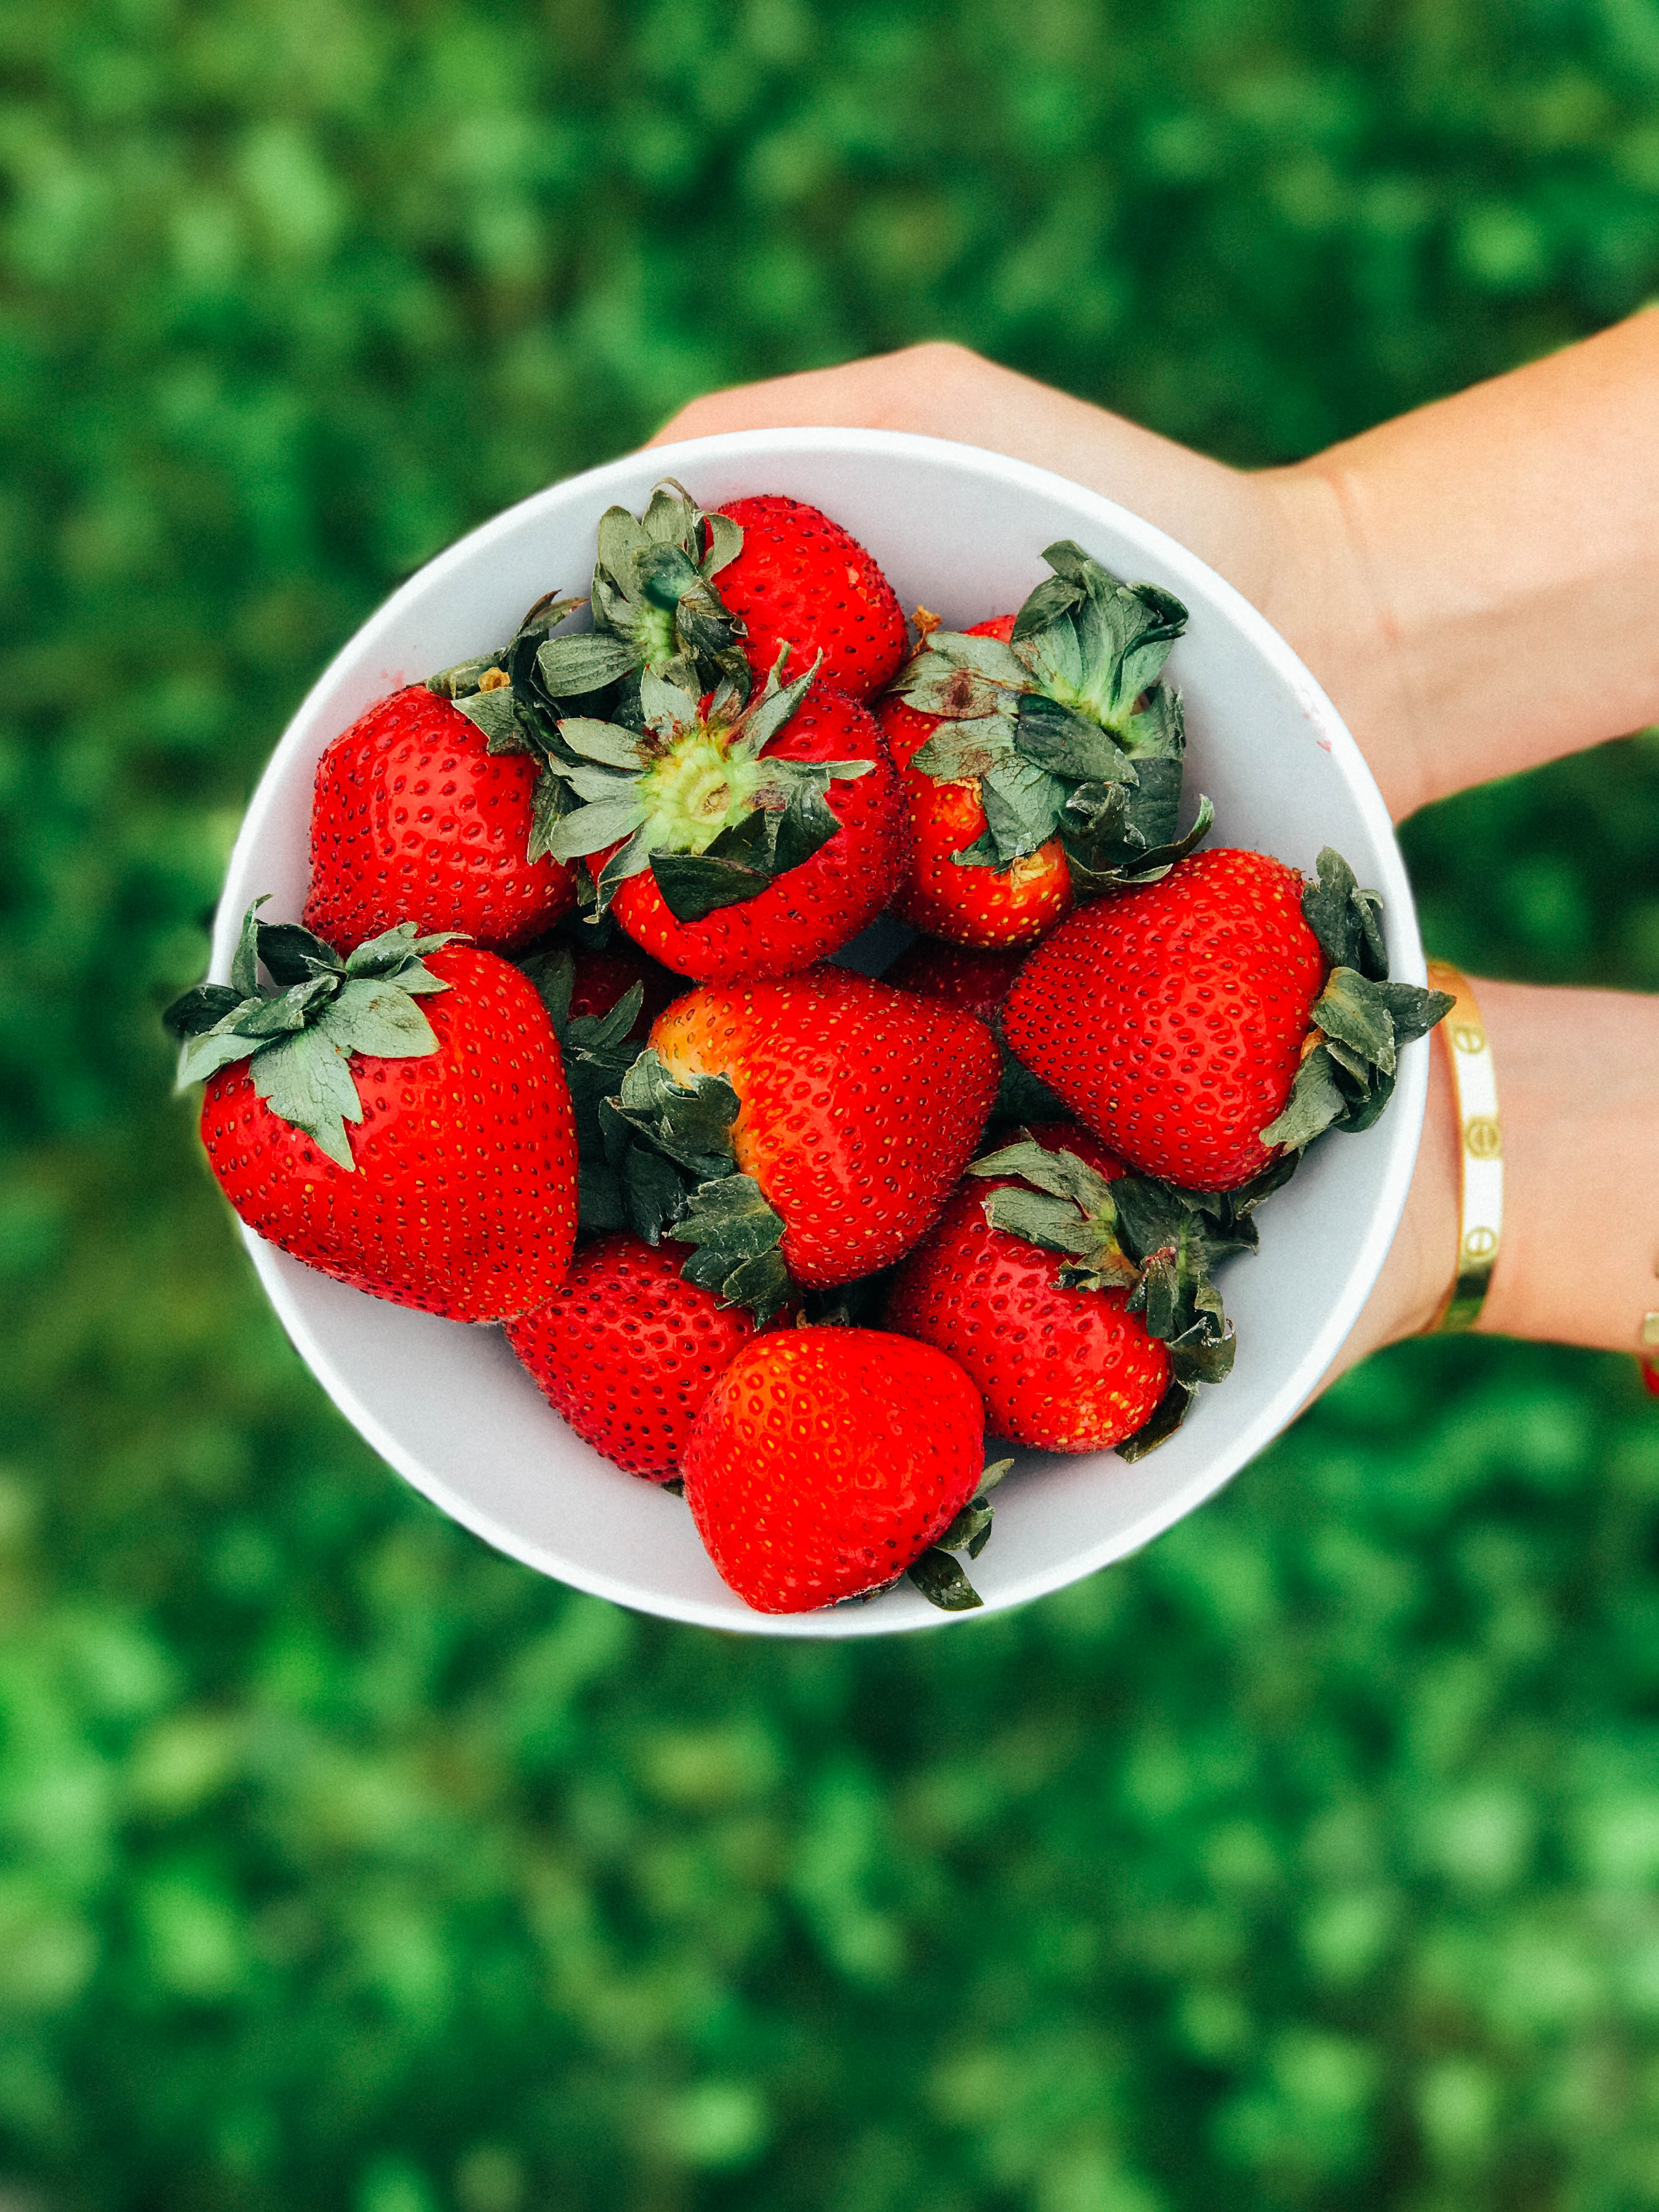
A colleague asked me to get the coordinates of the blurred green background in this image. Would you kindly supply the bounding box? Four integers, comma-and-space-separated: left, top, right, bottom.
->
3, 1, 1658, 2207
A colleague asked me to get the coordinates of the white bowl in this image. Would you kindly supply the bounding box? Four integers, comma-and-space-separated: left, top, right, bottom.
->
212, 428, 1426, 1637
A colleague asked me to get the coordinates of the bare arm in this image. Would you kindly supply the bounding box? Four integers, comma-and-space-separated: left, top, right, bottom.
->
1327, 980, 1659, 1371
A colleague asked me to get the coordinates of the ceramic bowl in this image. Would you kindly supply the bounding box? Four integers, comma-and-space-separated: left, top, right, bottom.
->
210, 428, 1426, 1637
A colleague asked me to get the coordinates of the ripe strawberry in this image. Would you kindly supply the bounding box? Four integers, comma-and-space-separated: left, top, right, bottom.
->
881, 616, 1074, 950
887, 550, 1217, 941
885, 1125, 1171, 1454
1008, 843, 1458, 1197
505, 1233, 763, 1479
714, 496, 907, 699
681, 1327, 986, 1611
1004, 847, 1326, 1190
166, 906, 578, 1321
579, 678, 909, 981
637, 969, 1000, 1291
304, 686, 578, 955
883, 936, 1030, 1023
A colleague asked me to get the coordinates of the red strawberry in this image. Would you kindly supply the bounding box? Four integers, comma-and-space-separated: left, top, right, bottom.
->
879, 618, 1074, 950
586, 681, 910, 981
885, 1125, 1170, 1454
566, 943, 687, 1039
1003, 848, 1325, 1190
168, 909, 578, 1321
645, 966, 1001, 1290
713, 496, 907, 700
682, 1327, 986, 1611
882, 939, 1030, 1024
304, 686, 579, 954
505, 1233, 763, 1479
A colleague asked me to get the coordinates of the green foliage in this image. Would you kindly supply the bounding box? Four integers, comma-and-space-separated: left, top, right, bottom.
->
1, 0, 1657, 2207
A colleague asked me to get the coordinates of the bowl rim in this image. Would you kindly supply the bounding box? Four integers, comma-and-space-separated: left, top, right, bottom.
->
214, 425, 1426, 1635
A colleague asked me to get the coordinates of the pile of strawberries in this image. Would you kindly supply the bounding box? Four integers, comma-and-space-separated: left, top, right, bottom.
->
166, 484, 1451, 1616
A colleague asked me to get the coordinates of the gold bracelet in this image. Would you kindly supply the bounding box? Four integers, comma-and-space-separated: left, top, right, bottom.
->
1424, 960, 1503, 1335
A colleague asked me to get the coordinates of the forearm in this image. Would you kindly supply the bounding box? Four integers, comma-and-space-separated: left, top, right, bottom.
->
1263, 311, 1659, 820
1331, 979, 1659, 1374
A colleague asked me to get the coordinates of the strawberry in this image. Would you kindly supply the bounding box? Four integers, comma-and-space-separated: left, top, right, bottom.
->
681, 1327, 990, 1612
884, 1126, 1171, 1454
540, 483, 901, 721
885, 549, 1216, 946
505, 1232, 763, 1480
882, 938, 1031, 1024
713, 495, 907, 699
602, 966, 1001, 1317
1003, 846, 1454, 1192
304, 684, 579, 955
881, 616, 1074, 949
164, 905, 578, 1321
543, 657, 908, 981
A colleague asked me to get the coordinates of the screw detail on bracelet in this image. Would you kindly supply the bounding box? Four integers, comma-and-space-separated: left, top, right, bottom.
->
1425, 959, 1502, 1335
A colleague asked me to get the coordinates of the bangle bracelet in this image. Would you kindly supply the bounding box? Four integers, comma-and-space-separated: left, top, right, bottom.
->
1424, 960, 1503, 1335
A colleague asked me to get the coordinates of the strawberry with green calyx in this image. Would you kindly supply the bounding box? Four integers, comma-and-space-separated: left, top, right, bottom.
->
1261, 848, 1456, 1154
680, 1327, 996, 1613
1003, 845, 1453, 1194
596, 968, 1002, 1319
546, 661, 907, 980
713, 495, 908, 700
879, 617, 1075, 950
888, 543, 1214, 905
304, 680, 582, 956
504, 1232, 768, 1481
887, 1122, 1260, 1457
163, 902, 578, 1321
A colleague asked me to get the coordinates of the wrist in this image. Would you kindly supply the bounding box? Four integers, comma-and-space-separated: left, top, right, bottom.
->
1251, 458, 1430, 823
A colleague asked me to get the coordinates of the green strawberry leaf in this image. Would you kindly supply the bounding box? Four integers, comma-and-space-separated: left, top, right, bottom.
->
649, 837, 774, 923
313, 976, 439, 1062
1115, 1380, 1195, 1462
1378, 980, 1457, 1046
909, 715, 1018, 782
674, 1174, 791, 1323
162, 982, 248, 1040
1013, 695, 1136, 784
544, 791, 648, 864
978, 754, 1069, 862
558, 716, 652, 769
1260, 1042, 1348, 1151
1301, 847, 1390, 979
256, 923, 346, 987
249, 1027, 362, 1171
450, 683, 524, 749
1312, 965, 1398, 1076
576, 1160, 628, 1234
936, 1496, 995, 1555
165, 902, 454, 1155
603, 1049, 740, 1181
907, 1547, 984, 1611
